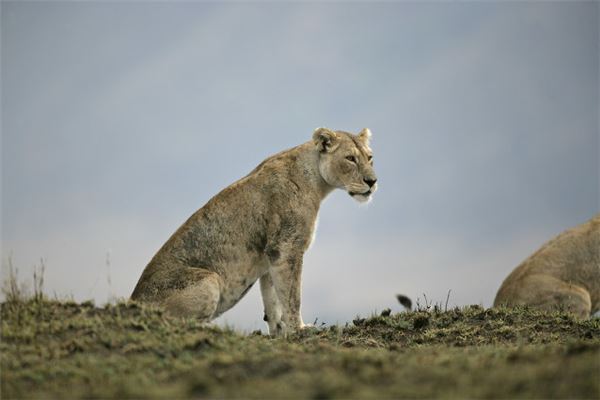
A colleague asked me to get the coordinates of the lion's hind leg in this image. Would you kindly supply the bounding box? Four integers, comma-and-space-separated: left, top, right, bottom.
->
162, 268, 222, 321
546, 279, 592, 319
496, 273, 591, 318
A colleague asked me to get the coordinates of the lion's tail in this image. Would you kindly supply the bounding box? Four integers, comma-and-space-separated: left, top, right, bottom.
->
396, 294, 413, 311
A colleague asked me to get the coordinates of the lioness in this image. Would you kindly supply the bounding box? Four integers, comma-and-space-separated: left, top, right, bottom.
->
494, 214, 600, 318
131, 127, 377, 335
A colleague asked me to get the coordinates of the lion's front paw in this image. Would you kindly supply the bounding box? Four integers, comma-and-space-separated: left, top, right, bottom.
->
298, 322, 319, 335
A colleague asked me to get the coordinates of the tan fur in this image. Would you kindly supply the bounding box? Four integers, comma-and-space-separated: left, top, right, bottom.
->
131, 128, 377, 335
494, 214, 600, 318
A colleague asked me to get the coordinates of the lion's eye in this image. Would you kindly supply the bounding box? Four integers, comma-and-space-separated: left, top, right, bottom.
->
346, 155, 356, 163
368, 155, 373, 163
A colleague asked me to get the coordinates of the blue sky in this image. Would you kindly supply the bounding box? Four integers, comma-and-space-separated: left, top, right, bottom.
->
2, 1, 598, 331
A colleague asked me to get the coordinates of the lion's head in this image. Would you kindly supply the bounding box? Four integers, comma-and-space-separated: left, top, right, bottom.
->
313, 127, 378, 203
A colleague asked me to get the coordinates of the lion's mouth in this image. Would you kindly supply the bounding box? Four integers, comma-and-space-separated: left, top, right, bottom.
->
349, 190, 372, 197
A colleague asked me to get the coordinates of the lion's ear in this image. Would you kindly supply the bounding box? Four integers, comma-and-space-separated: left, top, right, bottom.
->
312, 127, 339, 153
358, 128, 371, 145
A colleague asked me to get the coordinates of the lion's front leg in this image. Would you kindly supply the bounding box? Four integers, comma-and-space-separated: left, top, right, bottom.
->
268, 253, 306, 335
260, 272, 284, 336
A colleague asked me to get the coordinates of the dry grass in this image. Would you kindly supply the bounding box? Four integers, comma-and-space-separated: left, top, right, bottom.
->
1, 297, 599, 399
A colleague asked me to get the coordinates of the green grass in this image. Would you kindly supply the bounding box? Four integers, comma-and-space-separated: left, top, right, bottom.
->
2, 299, 599, 399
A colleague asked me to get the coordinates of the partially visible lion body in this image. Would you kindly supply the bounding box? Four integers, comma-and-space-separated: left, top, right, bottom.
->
131, 128, 377, 335
494, 214, 600, 318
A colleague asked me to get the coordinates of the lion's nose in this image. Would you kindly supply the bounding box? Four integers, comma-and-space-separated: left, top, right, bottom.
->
364, 178, 377, 188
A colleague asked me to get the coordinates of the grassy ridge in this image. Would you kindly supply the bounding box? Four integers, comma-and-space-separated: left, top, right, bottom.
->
2, 299, 599, 399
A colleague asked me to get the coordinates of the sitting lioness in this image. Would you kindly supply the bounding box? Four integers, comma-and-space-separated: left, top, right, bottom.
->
131, 127, 377, 335
494, 214, 600, 318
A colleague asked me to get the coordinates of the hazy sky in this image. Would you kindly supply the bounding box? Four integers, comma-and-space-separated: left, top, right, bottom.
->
2, 1, 598, 331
